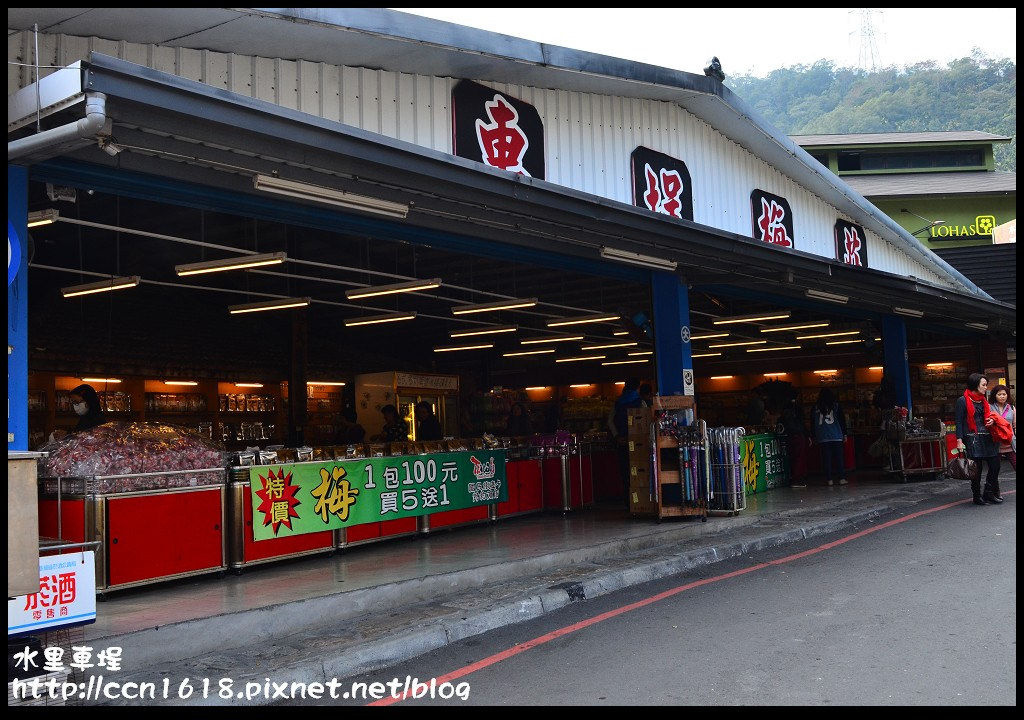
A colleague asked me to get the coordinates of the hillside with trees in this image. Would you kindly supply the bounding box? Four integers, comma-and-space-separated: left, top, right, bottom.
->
726, 51, 1016, 172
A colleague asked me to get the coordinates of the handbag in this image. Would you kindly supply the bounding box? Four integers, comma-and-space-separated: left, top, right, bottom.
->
963, 432, 997, 458
945, 452, 977, 481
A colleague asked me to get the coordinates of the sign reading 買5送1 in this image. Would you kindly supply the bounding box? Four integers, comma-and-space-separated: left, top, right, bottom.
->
248, 450, 507, 540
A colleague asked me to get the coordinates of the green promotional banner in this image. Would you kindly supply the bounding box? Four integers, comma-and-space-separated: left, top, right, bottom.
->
741, 432, 789, 494
249, 450, 507, 541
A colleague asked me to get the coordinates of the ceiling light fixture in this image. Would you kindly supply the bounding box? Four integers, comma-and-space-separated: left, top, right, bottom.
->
826, 339, 863, 345
965, 322, 988, 331
555, 355, 605, 363
763, 373, 788, 377
253, 174, 410, 219
308, 381, 346, 386
628, 351, 654, 356
62, 275, 140, 298
503, 349, 555, 357
893, 306, 924, 318
81, 377, 121, 384
712, 310, 791, 325
613, 330, 630, 336
344, 311, 417, 327
813, 369, 838, 375
795, 330, 861, 340
525, 386, 549, 391
599, 246, 678, 271
175, 251, 286, 277
805, 289, 849, 304
228, 297, 311, 314
759, 321, 830, 333
926, 362, 953, 368
451, 297, 538, 315
602, 359, 649, 366
710, 375, 734, 380
433, 342, 494, 352
449, 325, 518, 338
235, 383, 264, 388
581, 341, 638, 350
520, 334, 585, 345
869, 366, 884, 371
708, 340, 767, 348
691, 352, 722, 358
546, 312, 622, 327
569, 384, 593, 388
27, 209, 59, 227
746, 345, 801, 353
345, 278, 441, 300
690, 332, 729, 340
165, 380, 198, 386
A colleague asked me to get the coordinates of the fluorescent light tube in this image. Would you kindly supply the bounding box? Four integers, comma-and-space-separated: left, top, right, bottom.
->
795, 330, 861, 340
805, 289, 849, 304
503, 349, 555, 357
602, 359, 649, 366
235, 383, 264, 388
555, 355, 605, 362
345, 278, 441, 300
449, 325, 518, 338
826, 339, 863, 345
581, 341, 637, 350
165, 380, 198, 386
253, 174, 409, 219
690, 332, 729, 340
344, 311, 417, 327
893, 307, 924, 318
433, 343, 494, 352
175, 252, 286, 276
599, 246, 678, 271
228, 297, 311, 314
709, 340, 767, 348
308, 381, 346, 386
27, 209, 59, 227
712, 310, 791, 325
547, 313, 621, 327
520, 334, 585, 344
746, 345, 801, 353
691, 352, 722, 358
965, 322, 988, 331
451, 297, 538, 315
81, 377, 121, 384
760, 321, 830, 333
62, 276, 140, 298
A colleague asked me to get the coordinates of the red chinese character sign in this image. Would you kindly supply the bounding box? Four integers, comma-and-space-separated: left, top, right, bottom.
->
834, 219, 868, 267
750, 189, 794, 248
630, 147, 694, 221
452, 80, 545, 179
8, 552, 97, 636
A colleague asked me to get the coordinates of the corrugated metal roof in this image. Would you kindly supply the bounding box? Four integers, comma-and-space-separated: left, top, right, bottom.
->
791, 131, 1011, 147
933, 245, 1017, 306
841, 171, 1017, 198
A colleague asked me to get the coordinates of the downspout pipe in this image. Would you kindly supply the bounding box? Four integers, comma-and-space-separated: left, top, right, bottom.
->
8, 92, 108, 162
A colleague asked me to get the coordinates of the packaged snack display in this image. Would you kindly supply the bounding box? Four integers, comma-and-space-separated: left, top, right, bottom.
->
37, 421, 228, 493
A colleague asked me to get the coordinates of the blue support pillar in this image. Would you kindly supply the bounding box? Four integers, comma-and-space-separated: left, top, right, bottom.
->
651, 273, 692, 396
8, 165, 29, 450
881, 315, 912, 414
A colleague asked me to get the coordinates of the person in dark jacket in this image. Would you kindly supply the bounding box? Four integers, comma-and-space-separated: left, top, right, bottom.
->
414, 400, 443, 441
781, 398, 809, 488
376, 404, 409, 442
955, 372, 1001, 505
505, 402, 533, 437
50, 383, 106, 441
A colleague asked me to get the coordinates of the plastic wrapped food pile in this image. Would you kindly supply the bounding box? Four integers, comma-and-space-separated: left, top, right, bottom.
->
37, 421, 228, 493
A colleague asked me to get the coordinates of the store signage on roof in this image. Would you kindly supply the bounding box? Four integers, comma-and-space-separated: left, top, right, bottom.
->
248, 451, 508, 540
452, 80, 545, 179
750, 189, 794, 248
629, 146, 694, 221
834, 219, 868, 267
927, 214, 996, 241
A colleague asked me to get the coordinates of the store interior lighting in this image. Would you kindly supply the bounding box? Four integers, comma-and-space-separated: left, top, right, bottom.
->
433, 342, 494, 352
27, 209, 59, 227
449, 325, 518, 338
175, 252, 286, 277
691, 352, 722, 358
308, 381, 346, 386
746, 345, 801, 352
805, 289, 849, 304
690, 332, 729, 340
602, 358, 649, 365
581, 341, 638, 350
759, 321, 830, 333
519, 334, 585, 344
345, 278, 441, 300
235, 383, 264, 388
253, 174, 410, 219
451, 297, 538, 315
344, 311, 417, 327
598, 246, 678, 271
80, 377, 121, 384
712, 310, 791, 325
794, 330, 861, 340
547, 312, 621, 327
965, 322, 988, 331
628, 350, 654, 356
503, 349, 555, 357
165, 380, 198, 386
826, 339, 863, 345
708, 340, 767, 348
62, 275, 140, 298
555, 355, 605, 363
893, 306, 925, 318
227, 296, 311, 314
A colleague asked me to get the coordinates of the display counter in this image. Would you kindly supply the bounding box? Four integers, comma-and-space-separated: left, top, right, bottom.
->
883, 432, 947, 482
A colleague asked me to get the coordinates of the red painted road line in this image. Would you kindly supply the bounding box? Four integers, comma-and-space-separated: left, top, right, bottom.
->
369, 490, 1014, 705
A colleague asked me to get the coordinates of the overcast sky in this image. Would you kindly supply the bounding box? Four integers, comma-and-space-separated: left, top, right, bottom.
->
392, 8, 1017, 78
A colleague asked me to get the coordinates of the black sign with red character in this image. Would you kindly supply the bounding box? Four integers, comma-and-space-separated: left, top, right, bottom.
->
750, 189, 794, 248
834, 219, 868, 267
452, 80, 545, 179
629, 146, 694, 221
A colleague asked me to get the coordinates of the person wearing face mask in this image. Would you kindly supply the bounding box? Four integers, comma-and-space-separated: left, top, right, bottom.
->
49, 383, 106, 442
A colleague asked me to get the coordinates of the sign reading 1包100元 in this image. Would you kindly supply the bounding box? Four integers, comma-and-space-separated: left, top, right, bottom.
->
248, 450, 507, 541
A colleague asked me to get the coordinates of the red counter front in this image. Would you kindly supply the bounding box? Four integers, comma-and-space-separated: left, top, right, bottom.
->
496, 458, 543, 517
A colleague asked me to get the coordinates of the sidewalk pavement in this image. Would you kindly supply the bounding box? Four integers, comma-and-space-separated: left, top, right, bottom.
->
27, 466, 1016, 706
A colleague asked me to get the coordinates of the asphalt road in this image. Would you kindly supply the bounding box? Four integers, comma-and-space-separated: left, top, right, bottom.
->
282, 491, 1016, 707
